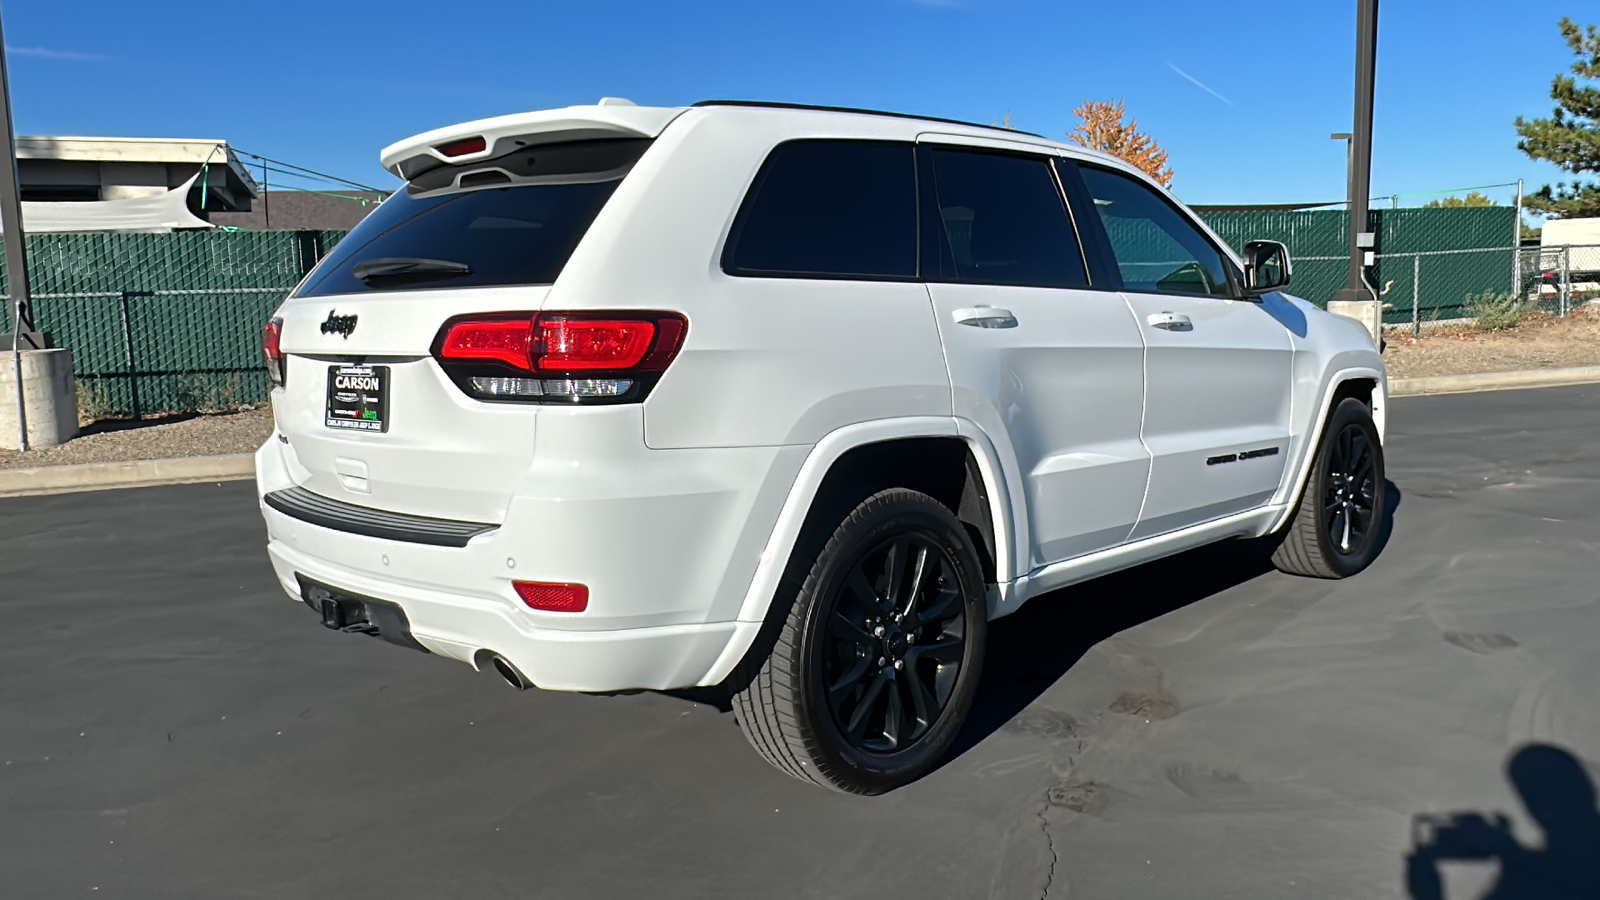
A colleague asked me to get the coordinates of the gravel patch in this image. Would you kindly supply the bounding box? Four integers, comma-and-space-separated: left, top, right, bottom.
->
1384, 310, 1600, 380
0, 407, 273, 469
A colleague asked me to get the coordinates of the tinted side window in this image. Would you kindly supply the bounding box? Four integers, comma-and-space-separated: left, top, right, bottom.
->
1076, 166, 1235, 298
926, 149, 1087, 289
724, 140, 917, 279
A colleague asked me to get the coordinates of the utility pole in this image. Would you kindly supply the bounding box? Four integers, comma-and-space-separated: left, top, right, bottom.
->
1333, 0, 1379, 309
0, 6, 33, 450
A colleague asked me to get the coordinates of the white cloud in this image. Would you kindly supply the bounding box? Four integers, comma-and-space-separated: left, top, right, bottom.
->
1166, 62, 1232, 105
6, 46, 107, 62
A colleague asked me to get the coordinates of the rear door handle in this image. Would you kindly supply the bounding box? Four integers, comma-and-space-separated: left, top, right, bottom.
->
953, 306, 1018, 329
1146, 311, 1194, 332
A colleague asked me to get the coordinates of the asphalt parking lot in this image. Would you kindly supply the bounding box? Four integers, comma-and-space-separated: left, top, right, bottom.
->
3, 385, 1598, 899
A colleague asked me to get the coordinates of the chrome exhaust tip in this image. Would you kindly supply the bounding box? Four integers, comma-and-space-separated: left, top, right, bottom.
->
476, 651, 534, 690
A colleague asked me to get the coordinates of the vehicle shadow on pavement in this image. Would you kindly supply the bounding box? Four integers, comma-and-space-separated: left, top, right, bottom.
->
1404, 743, 1600, 900
672, 482, 1404, 761
942, 480, 1404, 766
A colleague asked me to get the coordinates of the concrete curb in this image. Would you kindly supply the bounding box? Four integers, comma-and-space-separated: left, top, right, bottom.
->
1391, 366, 1600, 397
0, 453, 254, 498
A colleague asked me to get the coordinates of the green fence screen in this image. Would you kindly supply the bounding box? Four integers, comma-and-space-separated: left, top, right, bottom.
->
0, 206, 1514, 417
1203, 206, 1518, 323
1, 230, 343, 417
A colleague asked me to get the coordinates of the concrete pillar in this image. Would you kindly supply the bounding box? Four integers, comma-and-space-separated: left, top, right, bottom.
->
0, 348, 79, 450
1327, 299, 1381, 343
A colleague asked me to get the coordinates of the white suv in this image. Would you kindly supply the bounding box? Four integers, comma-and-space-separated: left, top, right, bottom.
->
256, 99, 1388, 793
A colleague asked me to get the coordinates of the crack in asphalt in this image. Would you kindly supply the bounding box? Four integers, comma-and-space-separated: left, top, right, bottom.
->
1036, 794, 1060, 899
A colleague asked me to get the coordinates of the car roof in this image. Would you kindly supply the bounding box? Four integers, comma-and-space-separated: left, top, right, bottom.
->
382, 98, 1149, 186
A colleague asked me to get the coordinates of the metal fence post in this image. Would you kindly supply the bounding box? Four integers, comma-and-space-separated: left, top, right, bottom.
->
1412, 254, 1421, 336
1512, 179, 1523, 298
118, 291, 141, 420
1560, 246, 1571, 317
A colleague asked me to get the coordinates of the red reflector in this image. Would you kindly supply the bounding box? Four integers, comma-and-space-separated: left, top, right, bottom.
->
436, 135, 487, 158
262, 317, 283, 359
439, 318, 535, 370
262, 317, 284, 386
513, 581, 588, 613
536, 318, 656, 371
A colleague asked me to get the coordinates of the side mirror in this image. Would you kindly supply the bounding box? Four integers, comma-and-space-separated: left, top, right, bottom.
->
1242, 240, 1292, 297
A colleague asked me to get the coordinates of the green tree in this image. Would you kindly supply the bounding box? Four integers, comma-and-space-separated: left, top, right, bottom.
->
1515, 18, 1600, 218
1424, 191, 1497, 208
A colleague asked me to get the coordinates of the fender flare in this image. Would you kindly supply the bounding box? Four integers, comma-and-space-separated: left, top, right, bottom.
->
697, 417, 1018, 686
1268, 364, 1387, 534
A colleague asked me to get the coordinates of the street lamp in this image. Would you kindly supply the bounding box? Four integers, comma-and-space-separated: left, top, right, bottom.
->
1330, 131, 1352, 195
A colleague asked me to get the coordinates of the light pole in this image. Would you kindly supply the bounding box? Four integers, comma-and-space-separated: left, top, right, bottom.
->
1330, 131, 1352, 212
0, 5, 32, 450
1333, 0, 1380, 310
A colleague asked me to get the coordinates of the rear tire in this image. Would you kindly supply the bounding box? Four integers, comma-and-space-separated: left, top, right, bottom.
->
1271, 397, 1386, 578
731, 489, 987, 794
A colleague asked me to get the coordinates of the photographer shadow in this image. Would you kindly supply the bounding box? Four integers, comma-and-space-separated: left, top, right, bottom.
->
1406, 743, 1600, 900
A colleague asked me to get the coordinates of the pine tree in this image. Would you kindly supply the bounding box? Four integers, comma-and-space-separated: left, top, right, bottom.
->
1515, 18, 1600, 218
1067, 100, 1173, 186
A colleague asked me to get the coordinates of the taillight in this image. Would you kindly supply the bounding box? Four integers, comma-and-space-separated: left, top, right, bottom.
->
433, 311, 686, 404
513, 581, 588, 613
262, 317, 285, 387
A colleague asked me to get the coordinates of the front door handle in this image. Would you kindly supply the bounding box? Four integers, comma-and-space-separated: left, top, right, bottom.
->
953, 306, 1019, 329
1146, 311, 1194, 332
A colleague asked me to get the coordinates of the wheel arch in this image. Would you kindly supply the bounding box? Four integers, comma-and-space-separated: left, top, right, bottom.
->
1269, 365, 1387, 534
700, 418, 1017, 687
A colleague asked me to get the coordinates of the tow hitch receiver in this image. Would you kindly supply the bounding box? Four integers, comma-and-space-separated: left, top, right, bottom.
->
297, 576, 429, 654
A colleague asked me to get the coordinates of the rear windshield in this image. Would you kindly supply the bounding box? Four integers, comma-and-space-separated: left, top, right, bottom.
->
296, 139, 649, 297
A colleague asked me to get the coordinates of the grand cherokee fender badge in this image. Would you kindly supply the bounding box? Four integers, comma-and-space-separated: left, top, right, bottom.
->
321, 311, 358, 338
1207, 446, 1282, 466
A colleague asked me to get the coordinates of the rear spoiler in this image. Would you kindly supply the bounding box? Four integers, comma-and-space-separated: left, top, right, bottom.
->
379, 100, 687, 181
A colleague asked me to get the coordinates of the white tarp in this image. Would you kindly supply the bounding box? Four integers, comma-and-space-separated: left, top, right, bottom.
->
6, 174, 214, 234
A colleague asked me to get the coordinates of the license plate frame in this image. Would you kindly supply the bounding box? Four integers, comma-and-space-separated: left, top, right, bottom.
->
325, 364, 389, 433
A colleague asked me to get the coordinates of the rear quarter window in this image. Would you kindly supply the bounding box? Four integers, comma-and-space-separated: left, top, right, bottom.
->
722, 139, 917, 280
296, 139, 649, 297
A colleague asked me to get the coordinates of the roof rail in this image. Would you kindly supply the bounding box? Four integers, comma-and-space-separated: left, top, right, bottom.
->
691, 100, 1046, 139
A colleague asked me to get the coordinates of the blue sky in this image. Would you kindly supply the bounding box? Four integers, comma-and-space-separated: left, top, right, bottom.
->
3, 0, 1588, 206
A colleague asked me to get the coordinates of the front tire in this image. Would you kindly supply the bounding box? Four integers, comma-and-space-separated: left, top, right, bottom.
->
731, 489, 987, 794
1271, 397, 1387, 578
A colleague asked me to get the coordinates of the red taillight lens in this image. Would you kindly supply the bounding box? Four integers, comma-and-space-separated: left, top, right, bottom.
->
537, 318, 655, 371
513, 581, 588, 613
436, 135, 487, 158
433, 312, 687, 404
262, 317, 285, 386
439, 318, 536, 370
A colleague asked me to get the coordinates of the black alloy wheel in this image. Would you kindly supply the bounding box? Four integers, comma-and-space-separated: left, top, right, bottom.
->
731, 488, 987, 794
1323, 421, 1379, 556
821, 534, 967, 754
1271, 396, 1388, 579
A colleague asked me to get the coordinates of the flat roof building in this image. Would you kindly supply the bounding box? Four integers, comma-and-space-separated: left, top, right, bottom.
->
16, 136, 257, 214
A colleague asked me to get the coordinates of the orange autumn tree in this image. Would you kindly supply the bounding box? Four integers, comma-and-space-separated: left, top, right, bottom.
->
1067, 99, 1174, 186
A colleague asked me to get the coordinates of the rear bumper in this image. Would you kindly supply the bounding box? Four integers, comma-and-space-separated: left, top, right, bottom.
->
254, 413, 804, 692
267, 537, 743, 691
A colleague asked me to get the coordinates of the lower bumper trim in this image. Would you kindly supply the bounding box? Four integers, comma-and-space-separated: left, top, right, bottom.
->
298, 575, 429, 654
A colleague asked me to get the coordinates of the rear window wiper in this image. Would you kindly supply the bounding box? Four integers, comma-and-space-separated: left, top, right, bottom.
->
353, 257, 472, 286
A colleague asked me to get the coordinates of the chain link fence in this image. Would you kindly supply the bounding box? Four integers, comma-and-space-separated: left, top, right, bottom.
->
0, 193, 1567, 419
1203, 204, 1522, 333
1518, 244, 1600, 318
1, 230, 343, 418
